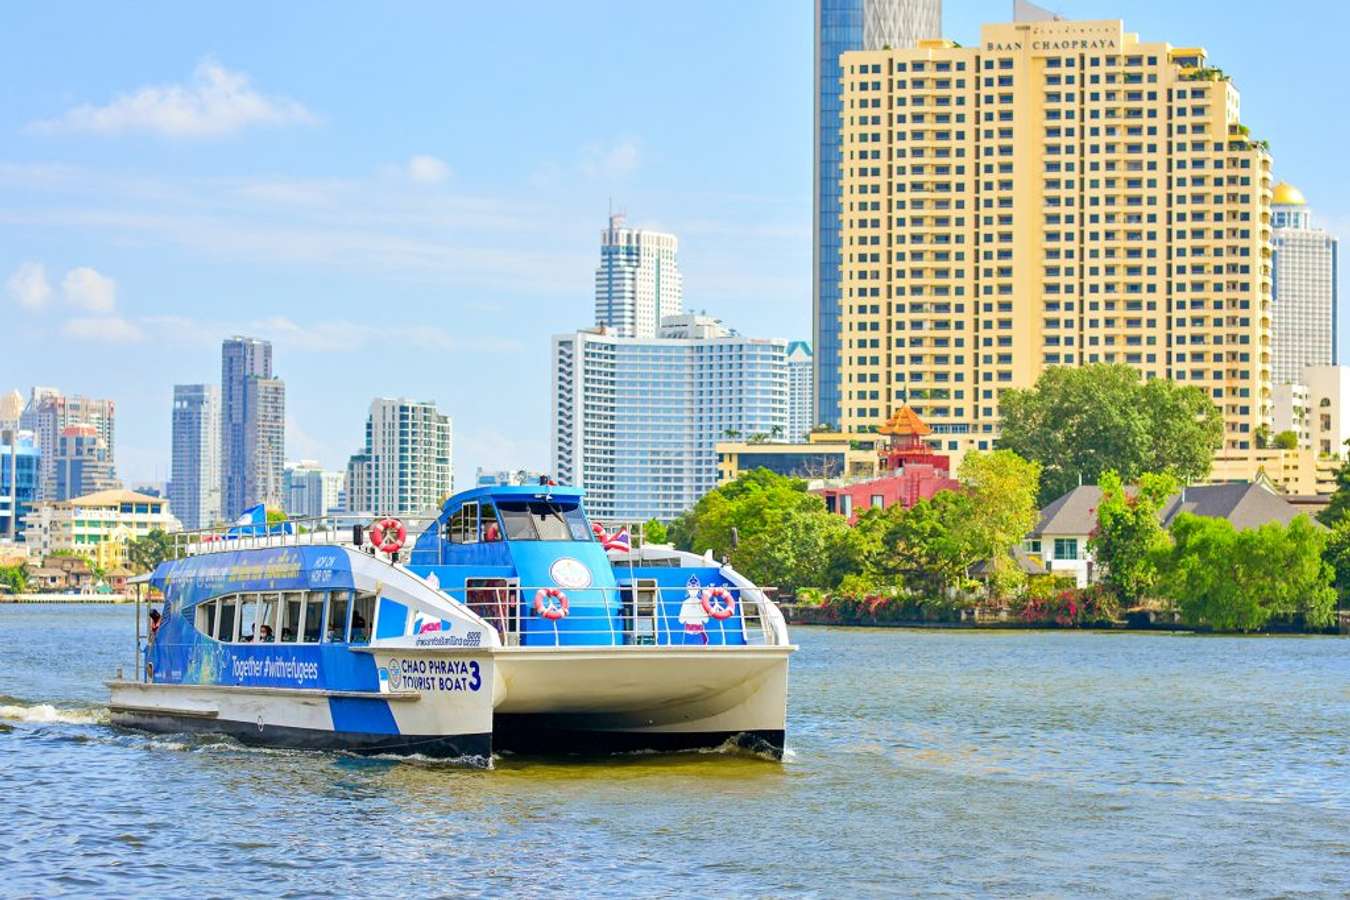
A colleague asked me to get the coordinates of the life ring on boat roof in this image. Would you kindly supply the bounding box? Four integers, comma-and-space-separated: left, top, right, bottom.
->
534, 588, 569, 621
700, 586, 736, 621
369, 517, 407, 554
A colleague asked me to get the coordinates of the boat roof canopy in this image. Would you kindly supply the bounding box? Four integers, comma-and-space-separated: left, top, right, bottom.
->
443, 484, 585, 509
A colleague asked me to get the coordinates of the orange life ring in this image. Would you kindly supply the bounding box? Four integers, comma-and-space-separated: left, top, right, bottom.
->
369, 517, 407, 554
534, 588, 569, 621
700, 586, 736, 620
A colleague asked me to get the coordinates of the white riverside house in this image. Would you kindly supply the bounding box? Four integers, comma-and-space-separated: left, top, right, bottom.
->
1026, 481, 1311, 588
552, 315, 788, 523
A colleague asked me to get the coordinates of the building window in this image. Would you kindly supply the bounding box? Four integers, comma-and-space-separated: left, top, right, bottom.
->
1053, 538, 1078, 561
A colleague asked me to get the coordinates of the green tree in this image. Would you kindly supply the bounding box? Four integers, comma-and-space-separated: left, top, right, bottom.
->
1156, 514, 1336, 631
1089, 469, 1177, 607
0, 564, 27, 593
126, 529, 175, 573
957, 449, 1041, 590
885, 490, 980, 596
641, 518, 668, 545
730, 506, 856, 593
998, 364, 1223, 504
670, 468, 821, 557
671, 468, 863, 591
265, 508, 289, 524
1317, 463, 1350, 528
1272, 430, 1299, 450
1321, 520, 1350, 613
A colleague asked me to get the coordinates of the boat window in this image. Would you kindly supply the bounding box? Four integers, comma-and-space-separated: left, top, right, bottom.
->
326, 591, 350, 643
239, 596, 259, 642
196, 598, 217, 639
445, 502, 479, 544
257, 593, 281, 643
280, 595, 302, 643
350, 591, 375, 644
479, 502, 502, 542
302, 592, 325, 643
466, 578, 518, 643
217, 595, 238, 642
496, 500, 591, 541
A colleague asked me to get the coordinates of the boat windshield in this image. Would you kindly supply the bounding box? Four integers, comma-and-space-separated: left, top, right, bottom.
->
496, 500, 591, 542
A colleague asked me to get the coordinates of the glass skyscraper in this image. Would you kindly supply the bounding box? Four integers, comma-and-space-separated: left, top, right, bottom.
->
170, 383, 220, 530
221, 336, 285, 520
813, 0, 941, 427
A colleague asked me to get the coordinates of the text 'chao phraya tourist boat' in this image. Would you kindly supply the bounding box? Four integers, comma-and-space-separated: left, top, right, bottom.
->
107, 484, 794, 762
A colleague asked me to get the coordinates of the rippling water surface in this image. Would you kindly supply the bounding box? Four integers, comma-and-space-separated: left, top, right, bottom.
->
1, 604, 1347, 897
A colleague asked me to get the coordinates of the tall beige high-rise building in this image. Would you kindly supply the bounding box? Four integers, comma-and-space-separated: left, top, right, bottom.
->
837, 17, 1273, 456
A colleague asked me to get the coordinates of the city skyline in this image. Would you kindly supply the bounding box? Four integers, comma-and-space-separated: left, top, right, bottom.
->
2, 1, 1349, 487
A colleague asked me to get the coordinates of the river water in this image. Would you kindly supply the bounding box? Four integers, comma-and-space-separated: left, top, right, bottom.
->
0, 604, 1346, 897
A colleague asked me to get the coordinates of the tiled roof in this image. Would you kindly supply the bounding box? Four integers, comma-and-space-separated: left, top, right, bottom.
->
1034, 481, 1312, 536
879, 405, 932, 437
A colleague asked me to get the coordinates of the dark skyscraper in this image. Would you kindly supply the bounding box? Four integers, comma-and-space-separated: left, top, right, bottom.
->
813, 0, 941, 427
220, 336, 285, 520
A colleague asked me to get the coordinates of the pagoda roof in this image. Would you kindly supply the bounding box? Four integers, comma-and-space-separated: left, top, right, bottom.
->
879, 406, 932, 437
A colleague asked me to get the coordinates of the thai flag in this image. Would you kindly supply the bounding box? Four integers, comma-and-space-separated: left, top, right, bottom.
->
602, 526, 631, 553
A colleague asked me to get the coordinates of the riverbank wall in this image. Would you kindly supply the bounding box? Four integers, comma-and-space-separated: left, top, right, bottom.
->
781, 604, 1349, 635
1, 593, 134, 604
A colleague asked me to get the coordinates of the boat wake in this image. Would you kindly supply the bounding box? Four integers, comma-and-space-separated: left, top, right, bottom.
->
0, 695, 108, 726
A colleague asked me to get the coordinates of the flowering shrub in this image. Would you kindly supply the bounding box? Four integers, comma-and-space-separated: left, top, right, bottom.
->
1020, 584, 1118, 626
817, 591, 954, 624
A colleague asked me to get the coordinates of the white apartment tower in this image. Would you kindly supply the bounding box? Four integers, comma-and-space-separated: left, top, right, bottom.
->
786, 341, 815, 441
594, 214, 683, 338
345, 398, 453, 515
552, 315, 788, 523
169, 384, 221, 530
1271, 182, 1338, 386
283, 460, 344, 518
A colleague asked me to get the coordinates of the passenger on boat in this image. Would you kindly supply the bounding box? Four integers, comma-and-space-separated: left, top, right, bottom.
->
483, 521, 501, 542
148, 609, 162, 640
350, 611, 368, 643
259, 624, 274, 642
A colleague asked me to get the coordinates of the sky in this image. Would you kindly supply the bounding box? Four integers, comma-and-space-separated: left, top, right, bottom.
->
3, 0, 1348, 488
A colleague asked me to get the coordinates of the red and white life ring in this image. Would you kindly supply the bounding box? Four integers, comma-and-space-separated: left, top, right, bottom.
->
369, 517, 407, 554
700, 586, 736, 620
534, 588, 569, 621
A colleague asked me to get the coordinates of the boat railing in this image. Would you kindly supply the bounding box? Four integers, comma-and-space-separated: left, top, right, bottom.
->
461, 582, 787, 648
171, 513, 440, 560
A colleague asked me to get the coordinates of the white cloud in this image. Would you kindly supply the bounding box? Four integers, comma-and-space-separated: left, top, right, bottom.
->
140, 314, 524, 355
406, 154, 451, 184
27, 59, 317, 138
6, 261, 52, 310
62, 316, 144, 342
62, 266, 117, 313
581, 138, 640, 179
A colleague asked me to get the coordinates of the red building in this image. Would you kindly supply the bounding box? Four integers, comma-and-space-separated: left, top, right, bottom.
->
814, 407, 960, 524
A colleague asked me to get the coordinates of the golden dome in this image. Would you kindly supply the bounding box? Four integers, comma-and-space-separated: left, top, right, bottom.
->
1272, 182, 1306, 206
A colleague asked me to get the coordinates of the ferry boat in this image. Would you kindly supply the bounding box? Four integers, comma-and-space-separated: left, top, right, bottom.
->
107, 485, 794, 762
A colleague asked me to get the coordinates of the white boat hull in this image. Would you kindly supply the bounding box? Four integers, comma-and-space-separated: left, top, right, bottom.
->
109, 644, 791, 759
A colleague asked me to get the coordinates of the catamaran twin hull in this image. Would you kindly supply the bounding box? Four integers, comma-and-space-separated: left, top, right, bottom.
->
109, 644, 790, 758
109, 485, 794, 761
